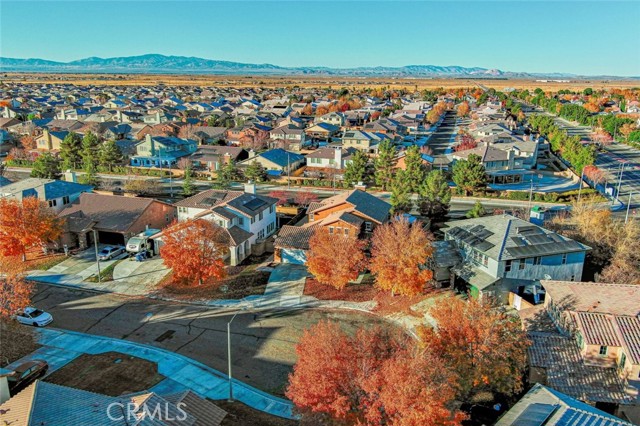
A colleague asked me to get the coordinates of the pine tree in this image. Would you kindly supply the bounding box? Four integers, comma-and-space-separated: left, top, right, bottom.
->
182, 166, 196, 196
81, 131, 100, 172
99, 140, 124, 172
374, 139, 396, 190
59, 132, 82, 170
418, 170, 451, 220
452, 154, 487, 196
343, 150, 368, 185
403, 145, 427, 193
31, 152, 61, 179
214, 161, 237, 189
390, 170, 412, 214
466, 201, 486, 218
244, 160, 267, 182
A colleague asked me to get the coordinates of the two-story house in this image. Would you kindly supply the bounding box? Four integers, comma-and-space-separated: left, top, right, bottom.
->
443, 215, 590, 302
237, 149, 304, 174
269, 124, 307, 150
0, 177, 92, 213
305, 147, 356, 170
130, 134, 197, 167
35, 129, 69, 151
341, 130, 387, 154
174, 184, 277, 265
315, 112, 345, 127
274, 189, 391, 264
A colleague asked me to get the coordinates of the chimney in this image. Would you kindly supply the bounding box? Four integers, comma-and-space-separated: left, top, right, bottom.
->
248, 149, 256, 159
64, 169, 77, 183
244, 180, 256, 194
334, 147, 342, 169
354, 182, 366, 192
146, 134, 155, 155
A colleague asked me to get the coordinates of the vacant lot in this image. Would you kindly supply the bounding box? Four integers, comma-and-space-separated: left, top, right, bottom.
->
45, 351, 164, 396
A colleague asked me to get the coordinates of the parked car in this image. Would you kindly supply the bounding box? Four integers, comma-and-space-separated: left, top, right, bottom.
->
7, 360, 49, 394
98, 245, 125, 260
15, 307, 53, 327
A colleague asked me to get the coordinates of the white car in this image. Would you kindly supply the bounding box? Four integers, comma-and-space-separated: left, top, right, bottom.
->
98, 246, 125, 261
16, 307, 53, 327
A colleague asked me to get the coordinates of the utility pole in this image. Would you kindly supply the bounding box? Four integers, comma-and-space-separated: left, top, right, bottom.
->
577, 168, 585, 202
614, 163, 626, 206
92, 229, 101, 283
626, 192, 633, 224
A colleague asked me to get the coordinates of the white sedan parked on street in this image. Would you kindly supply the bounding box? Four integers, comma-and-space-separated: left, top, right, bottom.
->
15, 307, 53, 327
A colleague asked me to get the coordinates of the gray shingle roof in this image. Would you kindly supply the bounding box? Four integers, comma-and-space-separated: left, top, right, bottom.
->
0, 178, 92, 201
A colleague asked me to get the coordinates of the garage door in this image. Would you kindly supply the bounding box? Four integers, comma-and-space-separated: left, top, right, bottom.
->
98, 231, 126, 246
281, 249, 307, 265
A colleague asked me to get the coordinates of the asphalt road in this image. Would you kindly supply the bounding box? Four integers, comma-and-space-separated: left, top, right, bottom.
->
425, 110, 458, 158
30, 283, 386, 396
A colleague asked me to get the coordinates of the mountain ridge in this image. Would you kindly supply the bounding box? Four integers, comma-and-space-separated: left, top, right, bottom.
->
0, 54, 633, 79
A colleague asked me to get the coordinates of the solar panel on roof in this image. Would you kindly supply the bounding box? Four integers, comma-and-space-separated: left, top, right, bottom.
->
556, 408, 626, 426
513, 403, 558, 426
517, 226, 542, 235
475, 229, 494, 239
511, 237, 527, 247
475, 241, 495, 251
526, 234, 553, 245
244, 198, 267, 211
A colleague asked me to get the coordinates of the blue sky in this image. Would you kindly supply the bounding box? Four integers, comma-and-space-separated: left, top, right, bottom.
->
1, 1, 639, 76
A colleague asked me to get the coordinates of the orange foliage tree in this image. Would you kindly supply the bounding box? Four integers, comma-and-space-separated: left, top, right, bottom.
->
160, 220, 228, 286
286, 321, 464, 426
370, 217, 433, 295
293, 190, 318, 207
306, 229, 367, 290
456, 101, 470, 117
0, 256, 32, 319
419, 295, 530, 401
582, 165, 606, 185
0, 197, 62, 261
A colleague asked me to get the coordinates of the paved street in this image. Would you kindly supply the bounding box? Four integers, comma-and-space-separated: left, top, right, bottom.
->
425, 110, 458, 158
30, 283, 386, 396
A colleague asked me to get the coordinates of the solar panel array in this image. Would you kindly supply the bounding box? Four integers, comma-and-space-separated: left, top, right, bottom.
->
506, 240, 584, 258
556, 408, 630, 426
447, 225, 495, 252
512, 403, 557, 426
244, 198, 267, 211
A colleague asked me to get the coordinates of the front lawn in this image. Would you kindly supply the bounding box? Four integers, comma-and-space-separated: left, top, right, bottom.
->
44, 351, 164, 396
0, 320, 39, 368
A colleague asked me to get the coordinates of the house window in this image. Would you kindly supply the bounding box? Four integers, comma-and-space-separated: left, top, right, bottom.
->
505, 260, 512, 273
259, 211, 263, 221
344, 228, 349, 236
238, 217, 244, 225
329, 227, 334, 234
519, 260, 525, 270
309, 213, 314, 222
48, 199, 57, 208
269, 205, 274, 214
619, 352, 627, 369
599, 346, 608, 356
62, 196, 70, 205
534, 256, 541, 265
562, 253, 568, 264
165, 214, 170, 223
251, 217, 255, 224
482, 255, 488, 267
365, 222, 373, 232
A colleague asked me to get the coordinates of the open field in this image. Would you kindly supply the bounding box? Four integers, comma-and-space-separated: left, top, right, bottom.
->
2, 73, 638, 91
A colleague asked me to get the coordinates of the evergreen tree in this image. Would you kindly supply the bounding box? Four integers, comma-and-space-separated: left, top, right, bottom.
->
403, 145, 427, 193
466, 201, 486, 218
81, 131, 100, 172
374, 139, 396, 190
244, 160, 267, 182
452, 154, 486, 196
99, 140, 124, 172
182, 166, 196, 196
390, 171, 412, 214
59, 132, 82, 170
343, 150, 368, 185
31, 152, 61, 179
418, 170, 451, 220
214, 161, 238, 189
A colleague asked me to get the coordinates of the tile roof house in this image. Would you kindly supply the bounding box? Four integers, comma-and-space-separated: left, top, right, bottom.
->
173, 184, 277, 265
443, 215, 590, 302
522, 281, 640, 423
495, 383, 634, 426
58, 193, 177, 248
0, 380, 227, 426
341, 130, 387, 154
274, 189, 391, 264
188, 145, 248, 171
0, 177, 93, 213
238, 149, 304, 174
305, 147, 357, 170
130, 134, 197, 167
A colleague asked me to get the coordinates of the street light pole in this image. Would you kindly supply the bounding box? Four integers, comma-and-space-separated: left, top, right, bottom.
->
614, 163, 626, 206
577, 168, 585, 202
227, 311, 241, 402
626, 192, 633, 224
92, 229, 101, 283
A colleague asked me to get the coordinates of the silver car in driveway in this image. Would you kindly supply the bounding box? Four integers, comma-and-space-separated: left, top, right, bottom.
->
97, 246, 125, 261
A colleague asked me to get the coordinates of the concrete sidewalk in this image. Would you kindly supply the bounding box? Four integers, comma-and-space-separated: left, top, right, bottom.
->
10, 327, 296, 419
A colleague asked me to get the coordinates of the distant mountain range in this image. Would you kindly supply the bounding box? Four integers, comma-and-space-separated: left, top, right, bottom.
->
0, 54, 632, 79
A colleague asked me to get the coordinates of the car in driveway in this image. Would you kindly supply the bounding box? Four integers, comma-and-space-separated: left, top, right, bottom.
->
7, 360, 49, 394
98, 245, 125, 260
15, 307, 53, 327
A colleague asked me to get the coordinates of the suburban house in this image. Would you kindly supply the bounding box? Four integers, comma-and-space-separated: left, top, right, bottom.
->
173, 184, 277, 265
274, 189, 391, 264
443, 215, 590, 301
269, 124, 307, 149
496, 384, 634, 426
130, 134, 197, 167
58, 193, 177, 248
0, 177, 92, 213
522, 281, 640, 423
0, 381, 227, 426
35, 129, 69, 151
304, 122, 340, 142
305, 147, 356, 170
189, 145, 248, 171
188, 126, 227, 144
341, 130, 387, 154
237, 149, 304, 174
316, 112, 345, 127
